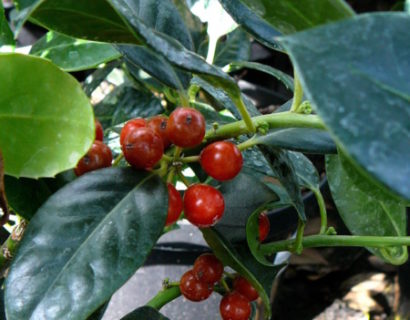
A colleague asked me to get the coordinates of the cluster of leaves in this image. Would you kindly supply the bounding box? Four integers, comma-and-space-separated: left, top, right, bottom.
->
0, 0, 409, 319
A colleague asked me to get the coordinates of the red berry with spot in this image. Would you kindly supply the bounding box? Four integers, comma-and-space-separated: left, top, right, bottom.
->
120, 118, 147, 148
74, 141, 112, 176
147, 115, 171, 149
183, 184, 225, 227
167, 107, 205, 148
166, 183, 183, 226
193, 253, 224, 284
233, 275, 259, 302
200, 141, 243, 181
258, 213, 270, 242
95, 119, 104, 141
123, 127, 164, 169
180, 270, 213, 302
220, 291, 251, 320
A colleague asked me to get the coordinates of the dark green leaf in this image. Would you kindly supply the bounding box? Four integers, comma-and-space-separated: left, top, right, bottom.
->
226, 61, 294, 91
214, 172, 278, 243
120, 306, 170, 320
255, 128, 336, 154
17, 0, 138, 43
287, 151, 319, 190
202, 228, 282, 319
213, 28, 251, 67
0, 1, 14, 46
119, 45, 191, 90
258, 146, 306, 221
326, 155, 408, 265
83, 61, 121, 97
30, 31, 121, 72
278, 13, 410, 200
218, 0, 354, 49
0, 53, 94, 178
5, 167, 168, 320
94, 84, 164, 130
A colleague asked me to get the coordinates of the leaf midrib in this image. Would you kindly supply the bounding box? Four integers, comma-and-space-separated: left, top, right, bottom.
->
28, 172, 153, 319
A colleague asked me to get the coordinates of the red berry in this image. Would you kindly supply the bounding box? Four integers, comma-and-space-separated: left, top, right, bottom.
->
193, 253, 224, 284
183, 184, 225, 227
95, 119, 104, 141
258, 213, 270, 242
123, 127, 164, 169
74, 141, 112, 176
233, 275, 259, 302
167, 107, 205, 148
147, 115, 171, 149
220, 292, 251, 320
200, 141, 243, 181
166, 183, 183, 226
180, 270, 213, 302
120, 118, 147, 148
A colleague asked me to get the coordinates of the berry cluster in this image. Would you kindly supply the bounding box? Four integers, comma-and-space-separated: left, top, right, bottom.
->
179, 253, 259, 320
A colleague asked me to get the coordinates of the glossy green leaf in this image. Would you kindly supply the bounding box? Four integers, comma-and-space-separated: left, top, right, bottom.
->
83, 61, 120, 97
94, 84, 164, 130
288, 151, 319, 190
120, 306, 170, 320
30, 31, 120, 72
254, 128, 337, 154
0, 1, 14, 46
213, 28, 251, 67
119, 45, 191, 90
326, 155, 408, 265
226, 61, 294, 91
16, 0, 138, 43
0, 53, 94, 178
258, 146, 306, 221
214, 172, 278, 243
278, 13, 410, 200
5, 167, 168, 320
218, 0, 354, 49
202, 228, 282, 319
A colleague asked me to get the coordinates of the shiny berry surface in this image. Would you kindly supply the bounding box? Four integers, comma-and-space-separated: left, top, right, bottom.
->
200, 141, 243, 181
147, 115, 171, 149
74, 141, 112, 176
183, 184, 225, 227
179, 270, 213, 302
220, 291, 251, 320
123, 127, 164, 169
233, 275, 259, 302
165, 183, 183, 226
120, 118, 147, 148
95, 119, 104, 141
167, 107, 205, 148
193, 253, 224, 284
258, 213, 270, 242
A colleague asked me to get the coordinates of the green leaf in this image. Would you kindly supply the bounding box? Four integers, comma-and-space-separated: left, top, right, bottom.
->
218, 0, 354, 49
278, 13, 410, 200
83, 61, 120, 97
5, 167, 168, 320
0, 53, 94, 178
0, 1, 14, 46
258, 146, 306, 221
94, 84, 164, 130
120, 306, 170, 320
201, 228, 282, 319
213, 28, 251, 67
30, 31, 121, 72
326, 155, 408, 265
214, 172, 278, 243
16, 0, 137, 43
254, 128, 337, 154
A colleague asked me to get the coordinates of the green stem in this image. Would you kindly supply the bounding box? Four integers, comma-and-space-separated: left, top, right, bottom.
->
237, 136, 258, 151
181, 155, 200, 163
0, 220, 27, 275
290, 70, 303, 112
205, 112, 325, 141
312, 188, 327, 235
230, 94, 256, 134
146, 286, 181, 310
177, 168, 191, 187
178, 91, 190, 107
260, 235, 410, 255
112, 153, 124, 166
220, 277, 230, 293
293, 219, 305, 254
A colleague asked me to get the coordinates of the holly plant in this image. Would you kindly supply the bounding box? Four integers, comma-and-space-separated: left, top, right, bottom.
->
0, 0, 409, 319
